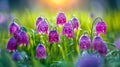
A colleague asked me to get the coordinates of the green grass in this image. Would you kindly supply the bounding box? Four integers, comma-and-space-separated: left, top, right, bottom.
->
0, 10, 120, 67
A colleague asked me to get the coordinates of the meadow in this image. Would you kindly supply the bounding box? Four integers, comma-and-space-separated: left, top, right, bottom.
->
0, 10, 120, 67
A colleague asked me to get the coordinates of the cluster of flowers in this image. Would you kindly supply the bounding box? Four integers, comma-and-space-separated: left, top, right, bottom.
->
7, 21, 29, 52
77, 17, 107, 67
79, 20, 107, 56
6, 11, 80, 61
6, 11, 109, 67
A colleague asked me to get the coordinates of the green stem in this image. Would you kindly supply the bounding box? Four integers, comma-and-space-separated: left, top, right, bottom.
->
90, 17, 103, 42
13, 18, 21, 23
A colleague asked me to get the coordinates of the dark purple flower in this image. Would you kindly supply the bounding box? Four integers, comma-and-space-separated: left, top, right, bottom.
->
93, 36, 107, 56
62, 22, 74, 38
49, 30, 59, 44
36, 44, 46, 59
96, 21, 106, 35
14, 30, 29, 46
114, 38, 120, 50
12, 51, 22, 62
71, 17, 79, 30
14, 30, 21, 41
79, 35, 91, 50
76, 54, 102, 67
37, 19, 48, 34
19, 31, 29, 46
8, 22, 20, 35
36, 16, 43, 27
7, 37, 17, 52
56, 12, 66, 26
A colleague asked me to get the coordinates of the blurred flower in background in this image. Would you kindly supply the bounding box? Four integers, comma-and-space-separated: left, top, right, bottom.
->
0, 13, 5, 24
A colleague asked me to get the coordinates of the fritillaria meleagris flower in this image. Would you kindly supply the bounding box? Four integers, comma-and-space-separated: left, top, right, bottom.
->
19, 31, 29, 46
114, 38, 120, 51
93, 36, 107, 56
76, 54, 102, 67
56, 12, 66, 26
14, 30, 29, 46
8, 22, 20, 35
12, 51, 22, 62
36, 16, 43, 27
36, 44, 46, 59
7, 37, 17, 52
71, 17, 79, 30
79, 35, 91, 50
62, 22, 74, 38
49, 30, 59, 44
37, 19, 48, 34
95, 21, 106, 35
14, 30, 21, 41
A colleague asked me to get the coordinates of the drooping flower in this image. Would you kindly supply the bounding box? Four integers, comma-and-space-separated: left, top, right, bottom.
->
8, 22, 20, 35
37, 19, 48, 34
49, 30, 59, 44
93, 36, 107, 56
114, 38, 120, 50
76, 54, 102, 67
93, 36, 103, 50
13, 29, 29, 46
36, 16, 43, 27
98, 43, 107, 56
36, 44, 46, 59
14, 30, 21, 41
71, 17, 79, 30
7, 37, 17, 52
56, 12, 66, 26
12, 51, 22, 62
79, 35, 91, 50
18, 31, 29, 46
95, 21, 106, 35
62, 22, 74, 38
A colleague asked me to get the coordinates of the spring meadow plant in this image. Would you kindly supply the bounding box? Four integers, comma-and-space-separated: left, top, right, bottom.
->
36, 43, 46, 59
3, 11, 120, 67
71, 17, 80, 30
56, 11, 66, 26
8, 21, 20, 35
62, 21, 74, 39
36, 16, 43, 27
79, 33, 91, 50
49, 29, 59, 44
36, 19, 48, 34
7, 37, 17, 52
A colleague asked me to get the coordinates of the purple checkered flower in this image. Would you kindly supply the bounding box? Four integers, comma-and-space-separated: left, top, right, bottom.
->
95, 21, 106, 35
37, 19, 48, 34
56, 12, 66, 26
71, 17, 79, 30
18, 31, 29, 46
49, 30, 59, 44
36, 44, 46, 59
93, 36, 107, 56
7, 37, 17, 52
79, 35, 91, 50
14, 30, 21, 41
36, 16, 43, 27
8, 22, 20, 35
62, 22, 74, 39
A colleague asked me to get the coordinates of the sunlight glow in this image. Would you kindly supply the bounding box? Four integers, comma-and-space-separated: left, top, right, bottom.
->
43, 0, 78, 9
